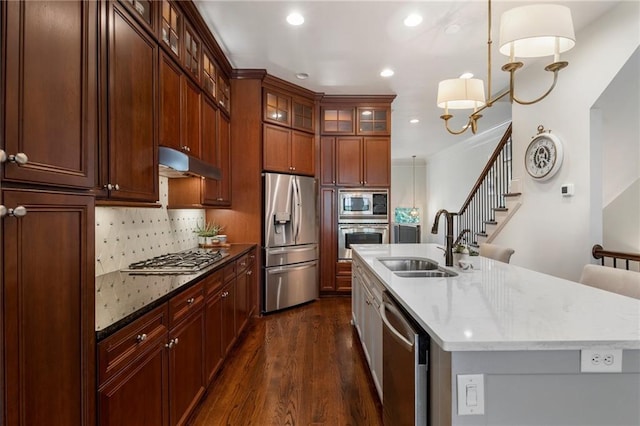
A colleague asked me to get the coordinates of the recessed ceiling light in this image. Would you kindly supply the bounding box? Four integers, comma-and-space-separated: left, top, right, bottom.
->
286, 12, 304, 26
445, 24, 461, 35
459, 72, 474, 79
380, 68, 394, 77
409, 119, 420, 124
404, 14, 423, 27
296, 72, 309, 80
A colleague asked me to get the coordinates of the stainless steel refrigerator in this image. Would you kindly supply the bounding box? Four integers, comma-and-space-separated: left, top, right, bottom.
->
263, 173, 318, 313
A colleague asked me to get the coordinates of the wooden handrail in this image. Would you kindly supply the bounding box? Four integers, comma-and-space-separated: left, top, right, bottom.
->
592, 244, 640, 270
458, 123, 512, 216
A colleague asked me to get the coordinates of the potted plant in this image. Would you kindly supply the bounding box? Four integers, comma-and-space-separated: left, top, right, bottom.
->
452, 243, 470, 264
194, 221, 224, 247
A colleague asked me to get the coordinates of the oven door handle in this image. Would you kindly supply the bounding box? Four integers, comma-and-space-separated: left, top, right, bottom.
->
380, 301, 414, 349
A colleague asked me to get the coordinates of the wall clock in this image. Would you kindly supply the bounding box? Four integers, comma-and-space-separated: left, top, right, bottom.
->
525, 125, 564, 181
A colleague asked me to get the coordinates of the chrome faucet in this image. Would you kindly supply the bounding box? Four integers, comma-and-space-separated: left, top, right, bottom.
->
431, 209, 457, 267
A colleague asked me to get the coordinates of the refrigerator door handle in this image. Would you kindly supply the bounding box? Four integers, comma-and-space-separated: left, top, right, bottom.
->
267, 262, 316, 275
292, 177, 301, 242
266, 245, 316, 255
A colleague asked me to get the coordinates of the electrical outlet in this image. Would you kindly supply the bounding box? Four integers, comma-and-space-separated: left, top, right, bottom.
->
581, 349, 623, 372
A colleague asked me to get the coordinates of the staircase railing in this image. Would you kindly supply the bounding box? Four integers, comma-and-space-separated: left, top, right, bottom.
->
456, 123, 513, 247
592, 244, 640, 271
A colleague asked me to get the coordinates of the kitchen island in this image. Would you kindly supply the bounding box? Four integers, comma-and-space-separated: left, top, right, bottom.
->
352, 244, 640, 426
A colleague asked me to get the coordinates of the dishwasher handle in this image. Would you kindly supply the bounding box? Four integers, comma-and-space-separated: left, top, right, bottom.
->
380, 301, 414, 349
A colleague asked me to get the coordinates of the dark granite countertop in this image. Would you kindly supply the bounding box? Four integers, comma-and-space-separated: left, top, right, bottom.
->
95, 244, 255, 341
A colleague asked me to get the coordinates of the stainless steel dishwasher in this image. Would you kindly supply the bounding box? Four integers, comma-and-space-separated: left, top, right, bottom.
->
380, 292, 428, 426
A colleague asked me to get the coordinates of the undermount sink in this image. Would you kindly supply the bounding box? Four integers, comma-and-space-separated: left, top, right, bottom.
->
378, 257, 440, 271
394, 270, 457, 278
377, 257, 458, 278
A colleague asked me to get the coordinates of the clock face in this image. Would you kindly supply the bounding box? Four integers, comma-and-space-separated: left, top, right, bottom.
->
525, 134, 563, 180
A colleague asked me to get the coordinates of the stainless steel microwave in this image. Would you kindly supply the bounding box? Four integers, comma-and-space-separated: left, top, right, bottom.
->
338, 188, 389, 223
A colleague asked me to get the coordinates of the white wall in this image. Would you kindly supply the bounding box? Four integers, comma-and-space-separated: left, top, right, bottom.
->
391, 157, 427, 241
425, 121, 511, 244
594, 49, 640, 255
497, 1, 640, 280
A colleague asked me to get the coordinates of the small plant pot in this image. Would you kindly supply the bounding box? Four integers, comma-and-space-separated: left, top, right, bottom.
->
453, 253, 468, 265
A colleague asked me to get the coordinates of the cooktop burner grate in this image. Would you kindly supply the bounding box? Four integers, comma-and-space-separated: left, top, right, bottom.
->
125, 250, 225, 274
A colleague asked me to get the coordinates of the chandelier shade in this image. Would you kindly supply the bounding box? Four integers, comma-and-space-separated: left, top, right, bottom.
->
436, 78, 486, 110
499, 4, 575, 59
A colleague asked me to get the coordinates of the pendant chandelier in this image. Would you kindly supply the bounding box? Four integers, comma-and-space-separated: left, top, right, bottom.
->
437, 0, 576, 135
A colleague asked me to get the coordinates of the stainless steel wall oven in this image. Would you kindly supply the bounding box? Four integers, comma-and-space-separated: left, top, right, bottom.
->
337, 224, 389, 260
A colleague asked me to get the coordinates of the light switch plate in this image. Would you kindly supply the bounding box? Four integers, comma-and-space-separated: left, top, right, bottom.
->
457, 374, 485, 415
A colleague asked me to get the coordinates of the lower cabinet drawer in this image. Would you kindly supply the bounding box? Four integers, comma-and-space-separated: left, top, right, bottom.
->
98, 304, 169, 385
168, 281, 204, 329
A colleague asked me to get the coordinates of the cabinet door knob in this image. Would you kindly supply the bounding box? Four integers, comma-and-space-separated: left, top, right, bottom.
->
6, 206, 27, 217
114, 184, 120, 190
3, 152, 29, 165
104, 183, 119, 191
247, 270, 252, 276
186, 297, 195, 305
165, 340, 173, 349
173, 338, 179, 346
136, 333, 147, 343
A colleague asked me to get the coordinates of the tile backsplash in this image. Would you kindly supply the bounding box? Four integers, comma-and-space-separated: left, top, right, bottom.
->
95, 177, 205, 276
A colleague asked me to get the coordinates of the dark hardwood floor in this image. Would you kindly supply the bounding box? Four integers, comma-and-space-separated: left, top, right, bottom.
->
189, 297, 383, 426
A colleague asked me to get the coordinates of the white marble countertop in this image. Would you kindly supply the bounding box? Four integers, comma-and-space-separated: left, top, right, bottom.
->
352, 244, 640, 352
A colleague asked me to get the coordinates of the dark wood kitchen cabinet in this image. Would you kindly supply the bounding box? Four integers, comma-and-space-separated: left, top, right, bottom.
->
182, 76, 202, 158
167, 282, 205, 426
263, 124, 315, 176
320, 137, 336, 186
335, 137, 390, 187
100, 1, 159, 202
98, 305, 169, 426
2, 2, 98, 424
167, 98, 231, 208
2, 189, 95, 426
221, 262, 238, 355
159, 52, 183, 152
204, 270, 225, 384
159, 0, 182, 61
3, 0, 97, 189
320, 187, 337, 292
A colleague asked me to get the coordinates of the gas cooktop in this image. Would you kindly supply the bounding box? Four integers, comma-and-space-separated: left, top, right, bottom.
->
124, 249, 227, 274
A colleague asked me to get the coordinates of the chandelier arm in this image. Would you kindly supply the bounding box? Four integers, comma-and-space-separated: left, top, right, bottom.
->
508, 66, 562, 106
441, 115, 473, 135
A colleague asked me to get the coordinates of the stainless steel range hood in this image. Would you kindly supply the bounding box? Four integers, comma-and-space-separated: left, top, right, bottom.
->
158, 146, 221, 180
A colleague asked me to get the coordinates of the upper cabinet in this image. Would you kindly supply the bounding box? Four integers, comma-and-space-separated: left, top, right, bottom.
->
3, 0, 97, 189
357, 107, 390, 135
319, 96, 395, 188
183, 22, 201, 82
202, 48, 217, 100
321, 108, 355, 135
160, 0, 182, 60
321, 105, 391, 136
217, 74, 231, 115
261, 80, 317, 176
100, 1, 158, 202
119, 0, 155, 32
292, 97, 315, 133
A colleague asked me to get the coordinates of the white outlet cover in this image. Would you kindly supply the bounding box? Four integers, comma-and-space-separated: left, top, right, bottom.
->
580, 349, 623, 372
457, 374, 485, 415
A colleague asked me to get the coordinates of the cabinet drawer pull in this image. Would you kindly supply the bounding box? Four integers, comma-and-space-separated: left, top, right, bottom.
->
186, 297, 195, 305
136, 333, 147, 343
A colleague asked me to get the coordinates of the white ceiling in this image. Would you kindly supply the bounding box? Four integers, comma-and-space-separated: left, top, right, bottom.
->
194, 0, 620, 160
